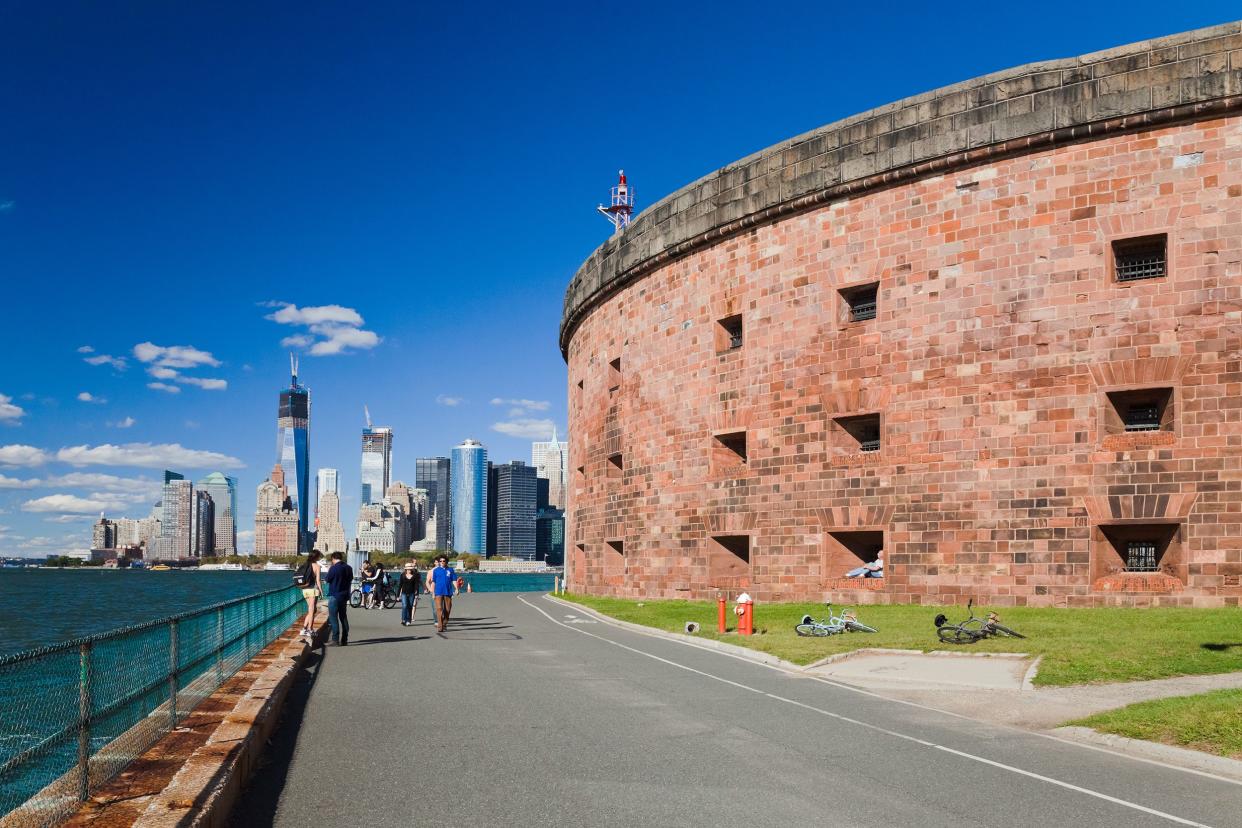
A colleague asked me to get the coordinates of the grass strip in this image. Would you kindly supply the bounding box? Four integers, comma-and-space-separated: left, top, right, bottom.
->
561, 593, 1242, 687
1067, 690, 1242, 758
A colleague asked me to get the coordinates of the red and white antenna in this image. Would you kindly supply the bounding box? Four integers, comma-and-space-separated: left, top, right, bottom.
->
597, 169, 634, 234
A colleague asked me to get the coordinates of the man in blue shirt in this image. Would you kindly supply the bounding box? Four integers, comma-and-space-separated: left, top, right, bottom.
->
424, 555, 456, 633
323, 551, 353, 646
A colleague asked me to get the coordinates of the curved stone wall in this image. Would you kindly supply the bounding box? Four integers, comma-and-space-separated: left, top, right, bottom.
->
563, 23, 1242, 607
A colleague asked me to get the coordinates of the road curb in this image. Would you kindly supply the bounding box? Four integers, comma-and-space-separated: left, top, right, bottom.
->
1050, 726, 1242, 783
543, 594, 805, 672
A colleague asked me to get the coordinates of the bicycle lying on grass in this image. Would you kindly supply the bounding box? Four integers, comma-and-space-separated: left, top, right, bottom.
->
795, 602, 877, 636
933, 599, 1025, 644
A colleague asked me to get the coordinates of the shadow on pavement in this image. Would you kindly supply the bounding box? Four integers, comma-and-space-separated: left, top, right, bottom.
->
437, 631, 523, 640
346, 635, 431, 646
227, 642, 323, 827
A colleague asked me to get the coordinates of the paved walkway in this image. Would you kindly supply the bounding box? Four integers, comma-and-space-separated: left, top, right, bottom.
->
232, 593, 1242, 828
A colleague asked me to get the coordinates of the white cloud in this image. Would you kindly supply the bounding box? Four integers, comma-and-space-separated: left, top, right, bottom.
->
436, 394, 464, 407
77, 345, 95, 354
22, 494, 112, 514
148, 366, 179, 380
43, 472, 162, 500
265, 302, 381, 357
56, 442, 245, 470
0, 201, 14, 212
177, 376, 227, 391
0, 445, 49, 467
490, 418, 557, 440
147, 382, 180, 394
45, 514, 96, 523
490, 397, 551, 418
112, 416, 136, 429
237, 528, 255, 553
0, 394, 26, 423
133, 342, 220, 370
77, 392, 106, 404
0, 474, 39, 489
84, 354, 128, 370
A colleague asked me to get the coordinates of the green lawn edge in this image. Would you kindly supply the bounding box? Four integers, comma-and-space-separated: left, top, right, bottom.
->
558, 593, 1242, 687
1067, 689, 1242, 759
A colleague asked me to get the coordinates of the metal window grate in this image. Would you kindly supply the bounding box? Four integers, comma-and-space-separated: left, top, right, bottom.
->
1124, 405, 1161, 432
1115, 240, 1166, 282
850, 301, 877, 322
1125, 541, 1158, 572
729, 331, 743, 349
859, 439, 881, 452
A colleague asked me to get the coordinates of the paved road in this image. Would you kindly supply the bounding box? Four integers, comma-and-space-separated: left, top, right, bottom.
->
232, 593, 1242, 828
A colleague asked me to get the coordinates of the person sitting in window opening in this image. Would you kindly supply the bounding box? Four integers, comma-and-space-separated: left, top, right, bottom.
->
845, 548, 883, 578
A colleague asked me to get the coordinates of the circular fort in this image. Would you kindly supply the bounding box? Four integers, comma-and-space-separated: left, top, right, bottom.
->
560, 23, 1242, 607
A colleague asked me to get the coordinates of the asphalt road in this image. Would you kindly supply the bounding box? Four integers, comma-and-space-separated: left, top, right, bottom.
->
232, 593, 1242, 828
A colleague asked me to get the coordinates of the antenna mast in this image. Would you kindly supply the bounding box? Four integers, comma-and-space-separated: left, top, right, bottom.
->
364, 405, 372, 429
289, 352, 299, 386
597, 169, 634, 234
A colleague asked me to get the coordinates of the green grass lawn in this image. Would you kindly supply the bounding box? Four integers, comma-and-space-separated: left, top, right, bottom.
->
1068, 690, 1242, 758
559, 593, 1242, 687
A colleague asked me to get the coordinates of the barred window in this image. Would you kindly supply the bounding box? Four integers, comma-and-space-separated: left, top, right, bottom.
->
839, 283, 879, 323
1125, 540, 1158, 572
1113, 235, 1167, 283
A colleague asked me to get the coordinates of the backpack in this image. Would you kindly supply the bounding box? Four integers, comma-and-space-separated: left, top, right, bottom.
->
293, 562, 313, 588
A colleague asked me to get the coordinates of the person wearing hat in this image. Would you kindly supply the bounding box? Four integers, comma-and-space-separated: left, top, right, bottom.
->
398, 561, 421, 626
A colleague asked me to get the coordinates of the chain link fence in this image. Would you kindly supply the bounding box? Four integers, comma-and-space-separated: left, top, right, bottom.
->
0, 584, 304, 827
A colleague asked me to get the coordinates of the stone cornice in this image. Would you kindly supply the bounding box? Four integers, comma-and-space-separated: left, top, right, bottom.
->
560, 21, 1242, 358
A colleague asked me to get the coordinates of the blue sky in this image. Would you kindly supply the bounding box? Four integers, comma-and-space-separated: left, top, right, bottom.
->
0, 2, 1235, 555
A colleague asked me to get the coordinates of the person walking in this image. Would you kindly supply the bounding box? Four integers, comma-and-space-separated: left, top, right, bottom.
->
296, 550, 323, 638
360, 560, 377, 609
323, 551, 353, 646
399, 561, 420, 626
425, 555, 456, 633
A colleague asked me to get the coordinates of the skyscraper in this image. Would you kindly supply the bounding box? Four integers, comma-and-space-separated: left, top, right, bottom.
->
361, 424, 392, 506
450, 439, 487, 555
313, 489, 347, 555
155, 470, 193, 560
316, 468, 339, 522
255, 464, 299, 556
197, 472, 238, 555
277, 355, 310, 553
494, 461, 538, 560
532, 427, 568, 510
416, 457, 451, 550
193, 490, 215, 557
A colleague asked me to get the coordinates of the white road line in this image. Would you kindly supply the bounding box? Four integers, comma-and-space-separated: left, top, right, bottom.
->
517, 594, 1217, 828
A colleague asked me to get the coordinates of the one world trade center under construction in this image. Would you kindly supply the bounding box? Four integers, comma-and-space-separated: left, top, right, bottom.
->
277, 355, 311, 553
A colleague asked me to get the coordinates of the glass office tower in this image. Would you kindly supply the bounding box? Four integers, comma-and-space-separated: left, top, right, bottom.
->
450, 439, 487, 555
416, 457, 451, 550
360, 427, 392, 505
197, 472, 238, 555
277, 359, 310, 553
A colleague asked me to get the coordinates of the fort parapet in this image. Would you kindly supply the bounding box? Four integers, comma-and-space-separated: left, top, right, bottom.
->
561, 22, 1242, 607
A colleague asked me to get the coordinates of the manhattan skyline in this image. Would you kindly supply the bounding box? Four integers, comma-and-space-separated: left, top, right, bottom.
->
0, 3, 1232, 558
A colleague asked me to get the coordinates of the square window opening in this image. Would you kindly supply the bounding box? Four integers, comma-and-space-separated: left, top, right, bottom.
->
828, 530, 884, 566
606, 539, 624, 556
1113, 234, 1167, 283
1098, 524, 1179, 575
707, 534, 752, 585
839, 282, 879, 323
711, 535, 750, 563
713, 430, 747, 465
834, 413, 882, 452
1105, 388, 1173, 434
716, 314, 743, 351
606, 453, 623, 481
608, 357, 622, 392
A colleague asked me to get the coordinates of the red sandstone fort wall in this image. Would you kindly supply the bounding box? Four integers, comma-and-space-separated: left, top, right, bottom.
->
566, 114, 1242, 607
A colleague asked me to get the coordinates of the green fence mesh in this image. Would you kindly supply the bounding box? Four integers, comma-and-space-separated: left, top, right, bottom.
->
0, 585, 302, 827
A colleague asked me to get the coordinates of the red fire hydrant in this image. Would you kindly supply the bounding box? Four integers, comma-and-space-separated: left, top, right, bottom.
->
717, 594, 727, 633
736, 592, 754, 636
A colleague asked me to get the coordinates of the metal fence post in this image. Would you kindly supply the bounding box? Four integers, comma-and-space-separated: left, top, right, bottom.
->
215, 608, 224, 685
168, 621, 179, 730
78, 641, 92, 802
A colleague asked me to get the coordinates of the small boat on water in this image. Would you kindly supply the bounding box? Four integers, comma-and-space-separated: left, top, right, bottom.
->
263, 562, 293, 571
150, 564, 172, 571
199, 563, 248, 571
